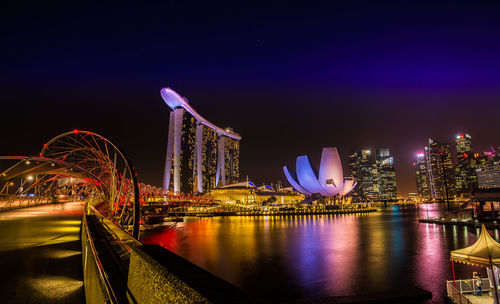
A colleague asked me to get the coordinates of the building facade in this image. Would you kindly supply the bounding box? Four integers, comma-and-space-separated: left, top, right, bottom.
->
161, 88, 241, 194
477, 166, 500, 189
377, 149, 397, 201
414, 153, 431, 199
349, 149, 377, 201
349, 148, 396, 201
455, 134, 476, 195
208, 182, 305, 205
419, 138, 455, 201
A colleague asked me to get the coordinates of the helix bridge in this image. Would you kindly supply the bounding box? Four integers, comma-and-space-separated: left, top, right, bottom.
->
0, 130, 215, 238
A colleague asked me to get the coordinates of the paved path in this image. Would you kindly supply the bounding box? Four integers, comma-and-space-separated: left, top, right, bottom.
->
0, 202, 84, 303
465, 293, 494, 304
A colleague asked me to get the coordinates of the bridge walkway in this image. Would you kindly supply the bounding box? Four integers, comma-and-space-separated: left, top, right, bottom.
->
0, 201, 84, 303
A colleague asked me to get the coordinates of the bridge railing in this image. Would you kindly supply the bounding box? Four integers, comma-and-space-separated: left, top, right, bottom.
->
0, 195, 56, 211
82, 206, 119, 303
446, 279, 491, 304
82, 203, 143, 303
82, 201, 263, 304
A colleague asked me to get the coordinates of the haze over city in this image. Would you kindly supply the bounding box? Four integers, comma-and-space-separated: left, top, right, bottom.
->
3, 1, 500, 195
5, 1, 500, 304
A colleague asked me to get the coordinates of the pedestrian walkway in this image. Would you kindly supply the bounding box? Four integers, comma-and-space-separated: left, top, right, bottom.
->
0, 202, 84, 303
464, 293, 494, 304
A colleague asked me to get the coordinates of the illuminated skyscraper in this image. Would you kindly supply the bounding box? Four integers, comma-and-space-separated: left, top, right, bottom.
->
349, 148, 396, 201
349, 149, 378, 201
471, 152, 496, 170
454, 133, 476, 194
377, 149, 397, 201
200, 126, 218, 191
425, 138, 455, 200
161, 88, 241, 193
477, 166, 500, 189
223, 134, 240, 185
414, 153, 431, 199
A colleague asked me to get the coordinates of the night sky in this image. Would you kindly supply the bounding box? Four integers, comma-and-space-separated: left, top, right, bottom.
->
2, 0, 500, 195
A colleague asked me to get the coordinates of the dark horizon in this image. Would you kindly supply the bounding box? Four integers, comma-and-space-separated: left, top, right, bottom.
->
3, 0, 500, 195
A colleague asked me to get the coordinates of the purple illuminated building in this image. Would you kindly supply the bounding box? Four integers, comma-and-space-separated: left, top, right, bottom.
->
161, 88, 241, 194
283, 148, 356, 198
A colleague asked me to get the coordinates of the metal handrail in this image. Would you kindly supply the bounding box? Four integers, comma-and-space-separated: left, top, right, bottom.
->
83, 209, 119, 303
88, 205, 143, 249
446, 281, 472, 304
446, 279, 491, 294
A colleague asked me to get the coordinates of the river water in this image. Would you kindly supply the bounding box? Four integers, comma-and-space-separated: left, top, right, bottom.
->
141, 204, 497, 303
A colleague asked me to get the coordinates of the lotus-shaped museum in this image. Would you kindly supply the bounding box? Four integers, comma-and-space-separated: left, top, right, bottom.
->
283, 147, 357, 197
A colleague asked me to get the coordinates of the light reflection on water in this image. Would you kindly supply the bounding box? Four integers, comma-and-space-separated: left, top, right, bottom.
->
141, 205, 494, 303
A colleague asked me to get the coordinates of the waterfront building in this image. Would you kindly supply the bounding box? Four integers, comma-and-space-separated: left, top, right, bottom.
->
200, 126, 218, 191
207, 181, 304, 205
477, 166, 500, 189
424, 138, 455, 200
161, 88, 241, 194
376, 148, 397, 201
413, 153, 431, 200
454, 133, 476, 194
471, 151, 496, 170
223, 133, 240, 185
283, 147, 357, 199
408, 192, 419, 202
348, 149, 378, 201
349, 148, 396, 201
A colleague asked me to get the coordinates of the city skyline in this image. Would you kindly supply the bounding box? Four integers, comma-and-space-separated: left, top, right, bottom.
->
4, 2, 500, 304
3, 1, 500, 195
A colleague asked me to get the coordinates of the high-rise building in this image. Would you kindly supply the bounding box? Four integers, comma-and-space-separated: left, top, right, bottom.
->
349, 149, 377, 201
349, 148, 396, 201
161, 88, 241, 194
377, 149, 397, 201
424, 138, 455, 200
471, 152, 496, 170
200, 126, 218, 191
413, 153, 431, 200
455, 133, 476, 194
477, 166, 500, 189
223, 134, 240, 185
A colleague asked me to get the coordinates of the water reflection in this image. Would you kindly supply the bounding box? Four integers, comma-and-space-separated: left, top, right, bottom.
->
141, 205, 495, 303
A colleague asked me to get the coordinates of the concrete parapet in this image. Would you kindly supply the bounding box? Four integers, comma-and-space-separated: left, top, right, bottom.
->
127, 245, 209, 304
82, 210, 263, 303
128, 244, 263, 304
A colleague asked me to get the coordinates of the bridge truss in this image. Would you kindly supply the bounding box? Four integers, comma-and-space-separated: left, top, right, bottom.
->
0, 130, 141, 238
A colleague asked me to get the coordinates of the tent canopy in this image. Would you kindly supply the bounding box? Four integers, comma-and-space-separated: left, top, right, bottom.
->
451, 224, 500, 267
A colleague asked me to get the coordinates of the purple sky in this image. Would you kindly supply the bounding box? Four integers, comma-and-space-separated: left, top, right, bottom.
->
2, 0, 500, 195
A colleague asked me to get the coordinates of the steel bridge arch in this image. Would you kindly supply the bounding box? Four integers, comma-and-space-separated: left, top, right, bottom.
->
39, 130, 141, 238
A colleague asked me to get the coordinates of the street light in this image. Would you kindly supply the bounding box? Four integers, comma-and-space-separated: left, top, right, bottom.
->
6, 182, 14, 194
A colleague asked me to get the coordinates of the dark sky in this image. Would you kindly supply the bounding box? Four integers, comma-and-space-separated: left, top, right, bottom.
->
2, 0, 500, 195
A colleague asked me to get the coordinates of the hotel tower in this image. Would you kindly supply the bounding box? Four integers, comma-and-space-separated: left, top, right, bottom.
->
161, 88, 241, 194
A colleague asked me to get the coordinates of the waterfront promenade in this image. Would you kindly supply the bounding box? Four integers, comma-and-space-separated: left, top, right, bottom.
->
0, 202, 84, 303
